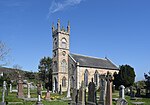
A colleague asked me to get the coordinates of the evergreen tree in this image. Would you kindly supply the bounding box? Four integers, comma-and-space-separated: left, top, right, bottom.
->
113, 64, 136, 89
38, 57, 52, 90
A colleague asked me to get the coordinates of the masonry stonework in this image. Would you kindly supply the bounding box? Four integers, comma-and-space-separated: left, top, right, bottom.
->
52, 20, 119, 92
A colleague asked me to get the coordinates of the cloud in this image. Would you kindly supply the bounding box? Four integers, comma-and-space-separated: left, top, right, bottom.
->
48, 0, 84, 15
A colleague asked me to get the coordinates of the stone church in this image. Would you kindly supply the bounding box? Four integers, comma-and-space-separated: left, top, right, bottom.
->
52, 20, 119, 92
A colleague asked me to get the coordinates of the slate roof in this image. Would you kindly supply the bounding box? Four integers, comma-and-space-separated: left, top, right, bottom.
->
70, 53, 119, 70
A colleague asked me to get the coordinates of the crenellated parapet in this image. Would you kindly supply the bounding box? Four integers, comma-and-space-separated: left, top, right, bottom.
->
52, 19, 70, 36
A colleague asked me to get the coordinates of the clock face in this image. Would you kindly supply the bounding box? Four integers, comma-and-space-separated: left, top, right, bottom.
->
62, 51, 66, 56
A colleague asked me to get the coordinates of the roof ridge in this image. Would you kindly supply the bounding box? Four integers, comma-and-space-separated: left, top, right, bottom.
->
71, 53, 106, 60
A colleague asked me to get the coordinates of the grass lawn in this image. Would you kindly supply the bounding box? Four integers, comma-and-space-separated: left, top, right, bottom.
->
112, 91, 150, 105
1, 87, 150, 105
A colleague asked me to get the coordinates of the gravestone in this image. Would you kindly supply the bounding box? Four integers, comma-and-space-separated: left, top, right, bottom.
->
78, 81, 85, 105
10, 84, 12, 93
112, 85, 115, 93
87, 78, 96, 105
125, 87, 130, 95
130, 86, 135, 99
44, 87, 51, 101
119, 85, 125, 99
135, 87, 141, 97
59, 84, 62, 95
116, 98, 128, 105
105, 72, 113, 105
1, 81, 7, 105
27, 83, 31, 98
99, 75, 107, 105
71, 88, 77, 105
17, 75, 24, 98
36, 83, 43, 105
67, 78, 71, 98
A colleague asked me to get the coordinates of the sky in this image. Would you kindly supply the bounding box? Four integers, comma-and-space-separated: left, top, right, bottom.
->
0, 0, 150, 81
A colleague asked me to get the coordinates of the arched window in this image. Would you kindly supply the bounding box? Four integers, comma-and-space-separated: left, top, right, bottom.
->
61, 38, 67, 48
84, 69, 88, 86
62, 77, 66, 87
61, 59, 67, 72
54, 38, 57, 49
94, 70, 99, 86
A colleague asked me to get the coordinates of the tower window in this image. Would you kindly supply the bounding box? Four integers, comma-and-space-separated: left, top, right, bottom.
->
62, 76, 66, 87
61, 38, 67, 48
54, 38, 57, 49
61, 59, 67, 72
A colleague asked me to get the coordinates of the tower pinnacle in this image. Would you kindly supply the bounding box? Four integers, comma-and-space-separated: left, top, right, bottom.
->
57, 19, 60, 32
67, 21, 70, 33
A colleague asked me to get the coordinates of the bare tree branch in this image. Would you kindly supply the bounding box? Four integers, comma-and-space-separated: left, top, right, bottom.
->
0, 41, 10, 66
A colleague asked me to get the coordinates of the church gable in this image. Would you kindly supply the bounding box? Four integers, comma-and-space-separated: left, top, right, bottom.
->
70, 53, 119, 70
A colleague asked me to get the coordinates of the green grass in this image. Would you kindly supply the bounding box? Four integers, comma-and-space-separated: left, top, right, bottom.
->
112, 91, 150, 105
1, 87, 150, 105
0, 87, 69, 105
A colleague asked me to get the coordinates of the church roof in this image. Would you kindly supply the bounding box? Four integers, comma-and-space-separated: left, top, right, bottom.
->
70, 53, 119, 70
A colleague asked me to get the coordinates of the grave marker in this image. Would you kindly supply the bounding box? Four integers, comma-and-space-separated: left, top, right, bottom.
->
67, 77, 71, 98
27, 83, 31, 98
10, 84, 12, 93
99, 75, 107, 105
87, 78, 96, 105
119, 85, 125, 99
1, 81, 6, 105
78, 81, 85, 105
36, 83, 43, 105
105, 72, 113, 105
17, 75, 24, 98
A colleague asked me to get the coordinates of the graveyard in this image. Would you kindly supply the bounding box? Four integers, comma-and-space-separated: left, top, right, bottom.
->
0, 71, 150, 105
0, 0, 150, 105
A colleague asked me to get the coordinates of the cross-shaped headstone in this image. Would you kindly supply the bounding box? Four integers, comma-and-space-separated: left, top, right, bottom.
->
105, 72, 113, 105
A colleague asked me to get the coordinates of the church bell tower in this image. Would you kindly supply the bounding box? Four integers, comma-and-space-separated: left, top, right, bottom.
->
52, 19, 70, 92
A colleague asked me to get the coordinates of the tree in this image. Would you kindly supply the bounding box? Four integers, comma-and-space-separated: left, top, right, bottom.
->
0, 73, 11, 87
38, 57, 52, 90
0, 41, 10, 66
113, 64, 136, 89
24, 71, 36, 80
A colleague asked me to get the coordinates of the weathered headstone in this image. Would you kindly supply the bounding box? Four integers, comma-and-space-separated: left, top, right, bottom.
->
10, 84, 12, 93
67, 78, 71, 98
105, 72, 113, 105
71, 88, 77, 105
87, 78, 96, 105
135, 87, 141, 97
17, 75, 24, 98
112, 85, 115, 93
27, 83, 31, 98
44, 86, 51, 101
59, 84, 62, 95
130, 86, 135, 99
117, 85, 128, 105
125, 87, 130, 95
119, 85, 125, 99
78, 81, 85, 105
1, 81, 6, 105
36, 83, 43, 105
99, 75, 107, 105
116, 98, 128, 105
